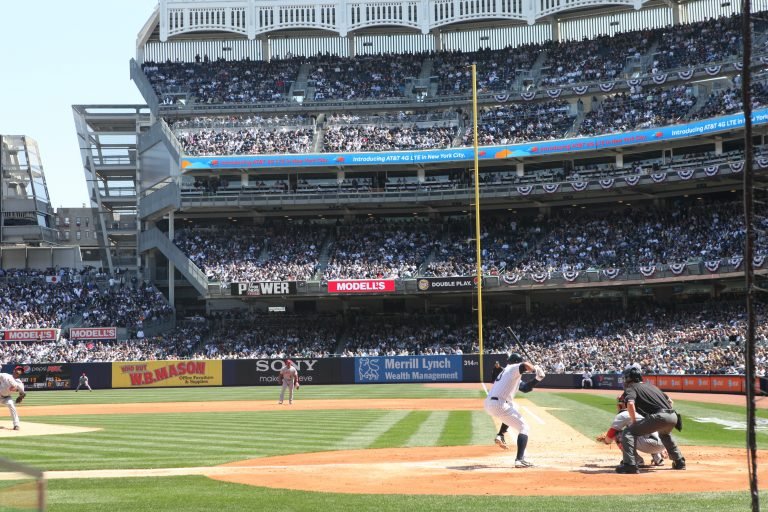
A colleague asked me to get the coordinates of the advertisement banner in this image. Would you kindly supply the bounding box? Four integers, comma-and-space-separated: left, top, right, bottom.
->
710, 376, 744, 393
682, 376, 711, 392
2, 329, 59, 341
327, 279, 396, 294
225, 358, 348, 386
354, 355, 462, 383
416, 277, 477, 292
112, 360, 222, 388
655, 375, 683, 391
230, 281, 297, 296
593, 373, 623, 390
180, 109, 768, 171
11, 364, 72, 390
69, 327, 117, 340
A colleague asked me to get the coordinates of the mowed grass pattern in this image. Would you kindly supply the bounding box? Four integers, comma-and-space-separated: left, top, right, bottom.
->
2, 384, 763, 511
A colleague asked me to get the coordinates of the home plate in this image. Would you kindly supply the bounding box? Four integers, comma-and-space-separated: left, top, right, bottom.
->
0, 422, 100, 437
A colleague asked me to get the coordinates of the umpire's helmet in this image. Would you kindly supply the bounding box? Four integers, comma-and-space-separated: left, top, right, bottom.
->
507, 353, 524, 364
623, 364, 643, 384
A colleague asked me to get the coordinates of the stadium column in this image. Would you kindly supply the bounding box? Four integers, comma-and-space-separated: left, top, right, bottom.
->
615, 152, 623, 169
168, 210, 175, 307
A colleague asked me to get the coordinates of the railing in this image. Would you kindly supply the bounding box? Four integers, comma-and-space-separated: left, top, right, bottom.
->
138, 227, 210, 296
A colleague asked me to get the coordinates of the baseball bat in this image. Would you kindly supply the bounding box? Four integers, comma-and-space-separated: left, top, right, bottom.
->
505, 326, 535, 365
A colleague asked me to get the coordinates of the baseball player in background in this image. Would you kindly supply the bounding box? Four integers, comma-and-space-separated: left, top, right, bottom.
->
0, 366, 27, 430
485, 353, 546, 467
278, 359, 300, 405
596, 394, 665, 466
76, 372, 92, 392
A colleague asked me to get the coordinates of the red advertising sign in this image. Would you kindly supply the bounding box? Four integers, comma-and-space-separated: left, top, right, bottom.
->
69, 327, 117, 340
711, 376, 744, 393
327, 279, 396, 294
656, 376, 683, 391
2, 329, 59, 341
681, 376, 711, 392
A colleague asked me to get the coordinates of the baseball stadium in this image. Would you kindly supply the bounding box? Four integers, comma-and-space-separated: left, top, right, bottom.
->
2, 0, 768, 509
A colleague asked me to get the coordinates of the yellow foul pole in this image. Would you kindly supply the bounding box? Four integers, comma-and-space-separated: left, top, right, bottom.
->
471, 64, 485, 386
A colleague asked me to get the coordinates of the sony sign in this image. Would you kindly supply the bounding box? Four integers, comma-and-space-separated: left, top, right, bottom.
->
254, 360, 318, 372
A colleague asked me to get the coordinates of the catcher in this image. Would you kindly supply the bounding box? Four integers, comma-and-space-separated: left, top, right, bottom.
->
596, 393, 665, 467
0, 366, 26, 431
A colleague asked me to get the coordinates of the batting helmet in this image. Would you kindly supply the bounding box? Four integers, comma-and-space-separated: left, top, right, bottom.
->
13, 366, 24, 375
507, 353, 524, 364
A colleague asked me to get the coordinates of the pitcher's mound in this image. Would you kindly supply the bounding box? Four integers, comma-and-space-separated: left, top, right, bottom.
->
0, 423, 99, 437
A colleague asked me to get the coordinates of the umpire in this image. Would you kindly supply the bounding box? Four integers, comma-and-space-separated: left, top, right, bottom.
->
616, 365, 685, 474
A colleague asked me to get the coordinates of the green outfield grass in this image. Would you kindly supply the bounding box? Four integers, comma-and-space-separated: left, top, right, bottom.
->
2, 384, 764, 511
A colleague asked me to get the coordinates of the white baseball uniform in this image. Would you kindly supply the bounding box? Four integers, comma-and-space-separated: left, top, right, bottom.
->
0, 373, 24, 429
278, 365, 299, 404
484, 363, 529, 435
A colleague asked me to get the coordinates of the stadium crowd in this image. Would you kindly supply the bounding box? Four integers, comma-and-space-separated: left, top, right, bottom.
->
169, 198, 762, 282
0, 268, 174, 336
1, 298, 764, 377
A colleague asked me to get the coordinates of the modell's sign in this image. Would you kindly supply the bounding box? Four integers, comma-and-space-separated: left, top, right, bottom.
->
230, 282, 297, 296
417, 277, 477, 291
327, 279, 396, 294
70, 327, 117, 340
2, 329, 59, 341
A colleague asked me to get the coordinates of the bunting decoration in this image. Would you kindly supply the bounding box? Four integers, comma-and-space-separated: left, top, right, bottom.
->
562, 270, 580, 282
755, 255, 766, 268
733, 62, 743, 70
650, 173, 667, 183
531, 272, 550, 283
678, 69, 695, 80
639, 265, 656, 277
704, 65, 722, 76
520, 91, 536, 101
704, 260, 721, 272
624, 175, 641, 186
668, 263, 686, 275
602, 268, 621, 280
703, 165, 720, 177
517, 185, 534, 195
599, 178, 615, 189
729, 256, 743, 268
729, 161, 744, 173
677, 169, 695, 180
627, 79, 643, 87
543, 183, 560, 194
547, 89, 563, 98
651, 73, 668, 85
572, 85, 589, 95
758, 156, 768, 169
570, 181, 589, 192
502, 273, 523, 285
495, 93, 510, 102
599, 82, 616, 92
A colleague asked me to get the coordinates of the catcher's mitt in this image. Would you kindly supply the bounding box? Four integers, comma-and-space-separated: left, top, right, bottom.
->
15, 393, 25, 405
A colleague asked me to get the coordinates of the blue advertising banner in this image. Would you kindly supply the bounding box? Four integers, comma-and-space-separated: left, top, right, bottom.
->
181, 109, 768, 171
354, 355, 463, 383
